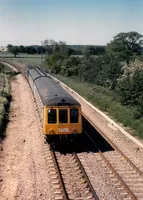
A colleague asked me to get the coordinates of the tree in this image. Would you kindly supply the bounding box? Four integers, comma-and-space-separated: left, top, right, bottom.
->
84, 46, 105, 57
78, 55, 123, 89
11, 46, 19, 57
67, 47, 77, 56
7, 44, 13, 52
106, 32, 143, 64
36, 46, 45, 54
44, 39, 69, 73
25, 46, 37, 54
19, 45, 25, 54
43, 39, 57, 55
7, 44, 19, 57
84, 46, 96, 57
116, 65, 143, 117
60, 57, 81, 76
94, 46, 105, 55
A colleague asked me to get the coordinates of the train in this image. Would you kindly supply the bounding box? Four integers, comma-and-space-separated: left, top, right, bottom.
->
27, 67, 82, 136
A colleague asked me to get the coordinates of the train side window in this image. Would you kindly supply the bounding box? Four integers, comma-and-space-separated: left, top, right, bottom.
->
48, 109, 57, 124
59, 109, 68, 123
70, 109, 78, 123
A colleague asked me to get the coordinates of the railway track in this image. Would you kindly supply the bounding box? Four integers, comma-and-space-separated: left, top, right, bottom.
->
49, 142, 99, 200
1, 60, 143, 199
83, 114, 143, 200
0, 60, 99, 199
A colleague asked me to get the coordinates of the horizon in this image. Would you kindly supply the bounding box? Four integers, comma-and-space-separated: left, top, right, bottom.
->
0, 44, 107, 48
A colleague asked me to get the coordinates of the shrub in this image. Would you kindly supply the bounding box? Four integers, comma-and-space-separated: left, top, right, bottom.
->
117, 65, 143, 116
79, 55, 123, 89
0, 76, 11, 138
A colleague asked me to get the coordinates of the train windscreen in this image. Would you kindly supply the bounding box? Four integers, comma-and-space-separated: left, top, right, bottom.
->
48, 109, 57, 123
59, 109, 68, 123
70, 109, 78, 123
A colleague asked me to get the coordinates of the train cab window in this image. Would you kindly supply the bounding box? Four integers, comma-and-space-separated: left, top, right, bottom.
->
70, 109, 78, 123
48, 109, 57, 124
59, 109, 68, 123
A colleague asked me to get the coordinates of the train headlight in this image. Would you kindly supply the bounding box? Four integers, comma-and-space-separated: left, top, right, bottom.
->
49, 129, 54, 134
73, 129, 77, 134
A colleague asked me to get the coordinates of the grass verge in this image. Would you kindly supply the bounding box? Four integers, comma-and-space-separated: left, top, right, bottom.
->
0, 72, 15, 139
55, 75, 143, 139
0, 53, 45, 67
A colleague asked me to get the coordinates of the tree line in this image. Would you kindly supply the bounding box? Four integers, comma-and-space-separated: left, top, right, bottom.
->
44, 32, 143, 117
7, 43, 105, 58
7, 44, 46, 57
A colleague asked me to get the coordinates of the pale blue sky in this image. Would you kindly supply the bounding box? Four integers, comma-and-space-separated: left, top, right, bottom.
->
0, 0, 142, 46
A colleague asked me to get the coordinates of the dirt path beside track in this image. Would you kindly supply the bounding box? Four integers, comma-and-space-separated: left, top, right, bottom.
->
0, 75, 52, 200
1, 68, 143, 200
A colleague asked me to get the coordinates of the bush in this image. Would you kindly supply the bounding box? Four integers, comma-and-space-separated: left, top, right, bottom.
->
79, 55, 123, 89
0, 76, 11, 138
60, 57, 81, 76
117, 65, 143, 116
0, 99, 7, 138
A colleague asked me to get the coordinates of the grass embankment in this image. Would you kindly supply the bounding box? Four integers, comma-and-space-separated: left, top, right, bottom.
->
10, 57, 43, 67
55, 75, 143, 139
0, 52, 44, 67
0, 67, 16, 138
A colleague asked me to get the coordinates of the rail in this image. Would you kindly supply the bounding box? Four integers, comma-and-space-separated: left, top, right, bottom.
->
73, 152, 99, 200
83, 128, 138, 200
83, 112, 143, 179
50, 142, 99, 200
50, 144, 69, 200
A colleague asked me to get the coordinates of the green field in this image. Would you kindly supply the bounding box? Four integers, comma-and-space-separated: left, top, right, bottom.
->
0, 52, 45, 67
10, 57, 43, 67
0, 52, 42, 58
55, 74, 143, 139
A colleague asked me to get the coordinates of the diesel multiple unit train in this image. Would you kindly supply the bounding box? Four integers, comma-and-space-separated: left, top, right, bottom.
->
27, 67, 82, 136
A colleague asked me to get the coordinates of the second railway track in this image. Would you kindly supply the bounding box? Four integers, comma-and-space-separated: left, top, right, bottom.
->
50, 141, 99, 200
1, 60, 143, 200
82, 114, 143, 200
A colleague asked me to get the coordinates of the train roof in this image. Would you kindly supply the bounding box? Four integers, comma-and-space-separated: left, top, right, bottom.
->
27, 67, 46, 80
28, 67, 80, 106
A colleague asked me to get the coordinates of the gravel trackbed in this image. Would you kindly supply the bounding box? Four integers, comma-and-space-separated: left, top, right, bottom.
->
0, 75, 52, 200
1, 71, 143, 200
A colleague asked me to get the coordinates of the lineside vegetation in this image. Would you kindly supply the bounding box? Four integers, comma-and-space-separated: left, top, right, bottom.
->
43, 32, 143, 138
55, 75, 143, 138
5, 32, 143, 138
0, 63, 16, 138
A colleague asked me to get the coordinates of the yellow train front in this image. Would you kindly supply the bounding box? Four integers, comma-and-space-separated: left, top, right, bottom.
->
27, 67, 82, 135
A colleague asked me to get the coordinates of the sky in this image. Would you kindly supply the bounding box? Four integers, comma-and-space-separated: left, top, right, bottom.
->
0, 0, 143, 46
